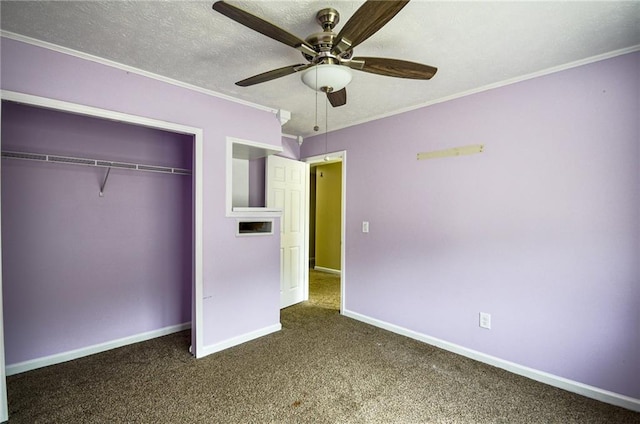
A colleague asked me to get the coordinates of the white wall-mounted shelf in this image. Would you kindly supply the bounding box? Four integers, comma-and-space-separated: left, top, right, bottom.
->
232, 207, 281, 213
231, 207, 282, 218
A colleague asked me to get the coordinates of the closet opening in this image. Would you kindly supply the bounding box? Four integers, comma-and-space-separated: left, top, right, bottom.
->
1, 97, 202, 375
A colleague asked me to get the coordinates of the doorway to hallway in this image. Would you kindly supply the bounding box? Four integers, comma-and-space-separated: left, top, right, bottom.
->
308, 269, 340, 310
306, 151, 346, 313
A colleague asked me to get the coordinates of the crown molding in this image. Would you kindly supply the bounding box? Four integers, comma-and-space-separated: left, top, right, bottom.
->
3, 31, 638, 139
0, 31, 279, 115
314, 44, 640, 138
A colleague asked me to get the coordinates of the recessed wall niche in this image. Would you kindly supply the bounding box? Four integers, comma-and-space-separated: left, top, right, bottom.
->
226, 137, 283, 215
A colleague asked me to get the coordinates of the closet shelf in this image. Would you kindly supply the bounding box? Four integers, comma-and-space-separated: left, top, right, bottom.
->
1, 150, 192, 176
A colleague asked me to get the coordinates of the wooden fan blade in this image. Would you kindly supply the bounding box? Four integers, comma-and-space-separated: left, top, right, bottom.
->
332, 0, 409, 54
213, 1, 316, 56
352, 57, 437, 79
236, 64, 310, 87
327, 88, 347, 107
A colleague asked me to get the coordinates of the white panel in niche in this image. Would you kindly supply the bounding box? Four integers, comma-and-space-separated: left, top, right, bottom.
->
232, 158, 249, 207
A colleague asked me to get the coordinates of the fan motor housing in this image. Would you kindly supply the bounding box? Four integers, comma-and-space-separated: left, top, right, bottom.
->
306, 32, 336, 52
301, 8, 353, 63
316, 8, 339, 30
303, 32, 353, 63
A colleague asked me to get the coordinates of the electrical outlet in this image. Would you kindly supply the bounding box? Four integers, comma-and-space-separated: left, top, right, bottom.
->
479, 312, 491, 329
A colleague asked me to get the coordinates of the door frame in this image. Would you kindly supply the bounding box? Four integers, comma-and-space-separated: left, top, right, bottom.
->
0, 90, 205, 419
304, 150, 347, 313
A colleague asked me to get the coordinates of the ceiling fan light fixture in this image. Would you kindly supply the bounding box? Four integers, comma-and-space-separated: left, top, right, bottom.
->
301, 64, 352, 92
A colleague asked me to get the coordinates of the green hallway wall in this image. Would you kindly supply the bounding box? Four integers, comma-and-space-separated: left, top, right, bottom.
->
315, 162, 342, 271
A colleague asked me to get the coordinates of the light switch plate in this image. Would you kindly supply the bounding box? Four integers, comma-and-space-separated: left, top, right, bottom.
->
362, 221, 369, 233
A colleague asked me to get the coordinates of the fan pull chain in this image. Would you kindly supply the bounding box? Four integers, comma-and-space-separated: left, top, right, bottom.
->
324, 93, 329, 161
313, 65, 319, 132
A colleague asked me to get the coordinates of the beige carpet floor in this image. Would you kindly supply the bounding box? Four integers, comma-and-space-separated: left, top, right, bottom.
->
5, 270, 639, 423
307, 268, 341, 310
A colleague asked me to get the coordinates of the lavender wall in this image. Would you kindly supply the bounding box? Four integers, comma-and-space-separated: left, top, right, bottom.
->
301, 52, 640, 399
248, 158, 266, 207
1, 37, 282, 354
1, 102, 193, 364
280, 136, 301, 160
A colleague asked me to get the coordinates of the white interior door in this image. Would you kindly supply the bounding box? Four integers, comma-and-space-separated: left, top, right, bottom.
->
267, 155, 308, 309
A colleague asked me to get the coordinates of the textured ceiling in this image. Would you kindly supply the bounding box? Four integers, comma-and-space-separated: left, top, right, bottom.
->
1, 1, 639, 137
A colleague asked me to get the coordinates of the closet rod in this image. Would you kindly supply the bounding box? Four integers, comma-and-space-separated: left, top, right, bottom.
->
1, 150, 192, 176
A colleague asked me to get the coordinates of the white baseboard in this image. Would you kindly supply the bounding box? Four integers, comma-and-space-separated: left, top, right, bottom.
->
342, 309, 640, 412
200, 323, 281, 357
6, 322, 191, 376
314, 266, 341, 275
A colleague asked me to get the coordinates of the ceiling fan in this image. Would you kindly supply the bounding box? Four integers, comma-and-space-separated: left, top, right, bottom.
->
212, 0, 437, 107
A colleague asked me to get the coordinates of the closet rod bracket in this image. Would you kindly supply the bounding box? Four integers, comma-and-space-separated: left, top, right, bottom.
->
99, 166, 112, 197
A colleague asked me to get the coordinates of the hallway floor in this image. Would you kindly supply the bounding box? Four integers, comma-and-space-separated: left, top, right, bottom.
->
308, 268, 340, 310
